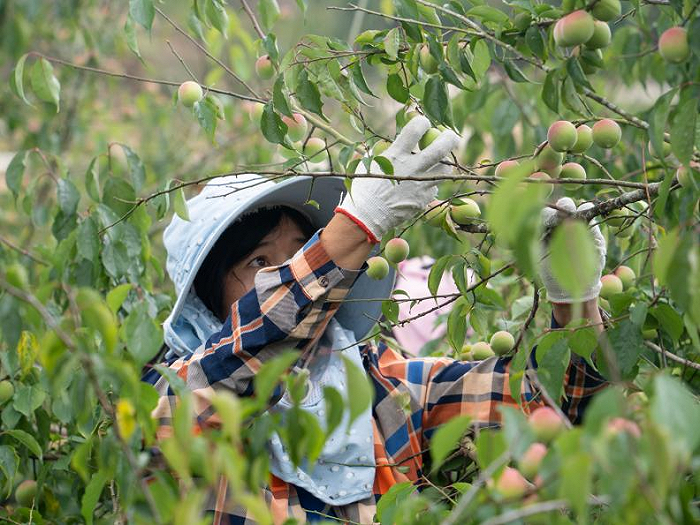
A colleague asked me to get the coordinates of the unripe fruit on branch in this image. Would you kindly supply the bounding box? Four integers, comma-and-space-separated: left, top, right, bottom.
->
647, 140, 672, 159
245, 101, 265, 124
494, 467, 530, 499
419, 128, 441, 150
658, 27, 690, 63
282, 113, 308, 142
529, 171, 554, 197
642, 328, 658, 340
606, 207, 630, 227
570, 124, 593, 153
471, 341, 495, 360
424, 201, 449, 227
553, 10, 595, 47
676, 165, 698, 188
599, 274, 623, 299
5, 263, 29, 290
535, 145, 564, 171
419, 44, 438, 73
495, 159, 520, 177
178, 81, 203, 107
0, 380, 14, 405
614, 266, 635, 289
15, 480, 37, 507
547, 120, 577, 153
303, 137, 326, 163
529, 407, 565, 442
586, 21, 611, 49
514, 12, 532, 31
592, 119, 621, 148
255, 55, 274, 79
450, 199, 481, 225
560, 162, 587, 189
490, 331, 515, 355
366, 256, 390, 280
373, 141, 390, 156
519, 443, 548, 479
385, 238, 410, 264
591, 0, 621, 21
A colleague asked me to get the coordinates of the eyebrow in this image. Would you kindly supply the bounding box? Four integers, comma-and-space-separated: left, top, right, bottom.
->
252, 237, 307, 250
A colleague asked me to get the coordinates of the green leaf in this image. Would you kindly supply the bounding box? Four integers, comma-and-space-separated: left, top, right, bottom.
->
384, 27, 401, 60
651, 374, 700, 457
121, 145, 146, 192
123, 303, 163, 366
542, 70, 559, 113
350, 63, 375, 97
467, 5, 510, 24
381, 299, 399, 324
561, 76, 586, 116
193, 96, 219, 142
650, 303, 684, 342
422, 76, 453, 127
342, 356, 373, 428
548, 220, 597, 301
670, 93, 697, 166
258, 0, 280, 32
526, 26, 546, 60
106, 283, 133, 314
77, 216, 100, 263
428, 255, 453, 297
648, 87, 676, 166
504, 61, 529, 83
30, 58, 60, 112
261, 102, 289, 146
253, 351, 299, 407
9, 54, 31, 106
374, 155, 394, 175
296, 69, 325, 118
322, 386, 344, 437
13, 384, 46, 417
386, 73, 409, 104
376, 482, 415, 524
57, 178, 80, 215
5, 150, 27, 198
429, 415, 472, 471
0, 446, 19, 494
607, 320, 645, 379
129, 0, 154, 30
84, 157, 101, 202
653, 228, 679, 287
568, 325, 597, 361
124, 14, 143, 62
3, 429, 42, 459
446, 299, 468, 352
475, 428, 507, 470
535, 337, 570, 403
566, 58, 592, 90
272, 75, 293, 117
206, 0, 229, 37
81, 469, 109, 525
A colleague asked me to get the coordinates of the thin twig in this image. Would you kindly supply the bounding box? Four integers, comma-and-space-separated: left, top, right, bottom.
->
239, 0, 266, 39
0, 235, 49, 265
166, 40, 197, 81
645, 341, 700, 371
155, 6, 260, 99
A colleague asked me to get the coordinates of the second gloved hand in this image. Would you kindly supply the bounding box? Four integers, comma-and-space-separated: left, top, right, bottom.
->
539, 197, 607, 303
335, 116, 459, 243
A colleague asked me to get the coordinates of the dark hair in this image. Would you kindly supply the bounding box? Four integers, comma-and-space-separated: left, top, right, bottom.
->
193, 206, 316, 321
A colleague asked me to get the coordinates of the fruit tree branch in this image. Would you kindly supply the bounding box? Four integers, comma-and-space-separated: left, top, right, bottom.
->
239, 0, 266, 39
645, 341, 700, 371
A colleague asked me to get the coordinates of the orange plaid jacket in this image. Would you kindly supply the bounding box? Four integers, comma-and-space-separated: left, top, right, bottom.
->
148, 231, 608, 524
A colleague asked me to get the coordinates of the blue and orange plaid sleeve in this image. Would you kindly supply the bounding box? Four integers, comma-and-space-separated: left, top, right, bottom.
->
151, 231, 362, 433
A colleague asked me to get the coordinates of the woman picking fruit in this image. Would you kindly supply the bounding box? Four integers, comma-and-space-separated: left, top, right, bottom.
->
146, 116, 608, 523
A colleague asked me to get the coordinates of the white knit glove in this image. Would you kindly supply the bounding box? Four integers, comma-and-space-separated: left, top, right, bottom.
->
540, 198, 607, 303
336, 116, 460, 242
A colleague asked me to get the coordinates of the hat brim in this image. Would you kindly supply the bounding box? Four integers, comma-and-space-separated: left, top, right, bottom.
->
165, 175, 395, 343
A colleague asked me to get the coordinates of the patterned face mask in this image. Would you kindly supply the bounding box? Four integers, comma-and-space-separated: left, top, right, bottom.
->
267, 318, 375, 506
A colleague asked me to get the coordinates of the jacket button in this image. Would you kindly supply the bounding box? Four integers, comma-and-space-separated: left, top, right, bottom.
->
319, 276, 329, 287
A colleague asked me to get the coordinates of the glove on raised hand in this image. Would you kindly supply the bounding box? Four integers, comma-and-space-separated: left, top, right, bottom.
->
540, 197, 607, 303
336, 116, 460, 243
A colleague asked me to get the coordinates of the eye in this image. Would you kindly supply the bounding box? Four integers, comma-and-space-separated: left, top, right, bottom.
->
249, 256, 269, 268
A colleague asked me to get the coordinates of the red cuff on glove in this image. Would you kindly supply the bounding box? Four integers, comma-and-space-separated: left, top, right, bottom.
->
334, 207, 380, 244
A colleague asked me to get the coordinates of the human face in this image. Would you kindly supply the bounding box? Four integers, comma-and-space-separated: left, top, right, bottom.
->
221, 215, 308, 312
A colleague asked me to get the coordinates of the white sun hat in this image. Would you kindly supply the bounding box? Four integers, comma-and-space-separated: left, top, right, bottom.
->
162, 173, 395, 356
